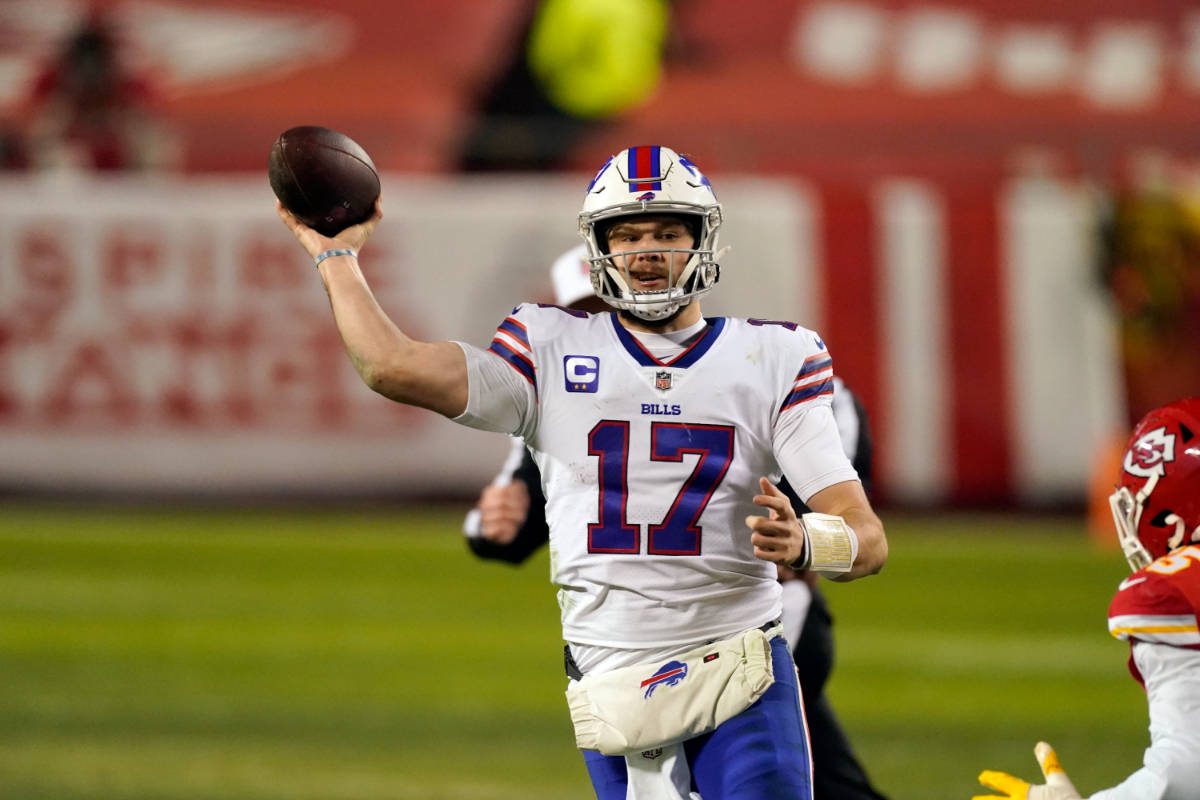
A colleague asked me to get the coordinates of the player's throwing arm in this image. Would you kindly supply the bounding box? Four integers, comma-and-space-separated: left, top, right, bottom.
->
270, 127, 467, 418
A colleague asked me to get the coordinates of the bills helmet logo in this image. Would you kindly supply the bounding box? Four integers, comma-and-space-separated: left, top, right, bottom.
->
1124, 427, 1176, 479
640, 660, 688, 699
637, 191, 656, 201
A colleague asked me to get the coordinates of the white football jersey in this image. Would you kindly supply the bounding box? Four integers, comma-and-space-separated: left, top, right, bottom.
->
455, 304, 858, 654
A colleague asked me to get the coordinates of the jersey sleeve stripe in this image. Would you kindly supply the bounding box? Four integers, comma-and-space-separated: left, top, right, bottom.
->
492, 329, 528, 355
487, 340, 537, 389
1109, 613, 1200, 645
497, 317, 531, 349
795, 354, 833, 379
792, 368, 832, 391
780, 378, 834, 412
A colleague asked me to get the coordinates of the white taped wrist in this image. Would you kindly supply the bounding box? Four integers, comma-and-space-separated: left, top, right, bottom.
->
800, 512, 858, 576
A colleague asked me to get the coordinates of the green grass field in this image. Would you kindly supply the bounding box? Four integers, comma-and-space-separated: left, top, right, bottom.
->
0, 505, 1146, 799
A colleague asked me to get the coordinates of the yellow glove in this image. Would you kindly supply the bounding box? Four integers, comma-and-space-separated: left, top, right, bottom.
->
973, 742, 1081, 800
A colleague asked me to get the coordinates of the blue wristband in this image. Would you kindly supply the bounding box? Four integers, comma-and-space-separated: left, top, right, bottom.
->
314, 248, 356, 268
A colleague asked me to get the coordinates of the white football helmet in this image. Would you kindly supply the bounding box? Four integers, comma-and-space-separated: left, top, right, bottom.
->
578, 145, 722, 321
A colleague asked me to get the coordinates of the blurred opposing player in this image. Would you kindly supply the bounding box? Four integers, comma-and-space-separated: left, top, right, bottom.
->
466, 244, 888, 800
278, 144, 888, 799
974, 399, 1200, 800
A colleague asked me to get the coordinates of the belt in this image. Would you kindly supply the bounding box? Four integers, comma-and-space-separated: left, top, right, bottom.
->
563, 619, 782, 681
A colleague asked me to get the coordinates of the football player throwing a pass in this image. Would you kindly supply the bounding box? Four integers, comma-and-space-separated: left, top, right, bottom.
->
278, 145, 888, 799
466, 244, 889, 800
974, 399, 1200, 800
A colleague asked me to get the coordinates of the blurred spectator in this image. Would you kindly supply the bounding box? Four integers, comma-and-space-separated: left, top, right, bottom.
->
1099, 161, 1200, 424
20, 11, 178, 172
458, 0, 669, 171
1088, 157, 1200, 542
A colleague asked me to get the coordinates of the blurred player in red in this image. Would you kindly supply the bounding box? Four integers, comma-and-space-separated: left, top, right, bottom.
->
20, 11, 177, 172
974, 398, 1200, 800
466, 244, 889, 800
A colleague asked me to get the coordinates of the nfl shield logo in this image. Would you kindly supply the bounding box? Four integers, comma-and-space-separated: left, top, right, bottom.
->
655, 371, 672, 391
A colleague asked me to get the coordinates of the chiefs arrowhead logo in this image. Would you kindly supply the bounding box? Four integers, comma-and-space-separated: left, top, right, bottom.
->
1124, 426, 1176, 478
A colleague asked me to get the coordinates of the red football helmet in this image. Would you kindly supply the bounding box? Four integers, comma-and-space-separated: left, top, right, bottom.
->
1109, 398, 1200, 571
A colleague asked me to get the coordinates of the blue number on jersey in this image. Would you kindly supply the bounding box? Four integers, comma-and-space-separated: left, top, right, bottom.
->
587, 421, 735, 556
587, 421, 641, 553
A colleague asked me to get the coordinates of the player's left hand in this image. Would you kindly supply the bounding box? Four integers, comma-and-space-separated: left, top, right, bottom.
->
746, 477, 806, 565
973, 742, 1081, 800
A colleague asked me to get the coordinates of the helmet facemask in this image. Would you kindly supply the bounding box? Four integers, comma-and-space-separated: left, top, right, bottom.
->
585, 210, 720, 321
1109, 481, 1155, 572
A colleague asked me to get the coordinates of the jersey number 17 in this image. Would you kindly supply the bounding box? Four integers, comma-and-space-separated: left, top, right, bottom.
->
587, 420, 734, 556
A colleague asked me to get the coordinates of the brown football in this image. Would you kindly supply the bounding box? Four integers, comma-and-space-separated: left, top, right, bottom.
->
268, 126, 380, 236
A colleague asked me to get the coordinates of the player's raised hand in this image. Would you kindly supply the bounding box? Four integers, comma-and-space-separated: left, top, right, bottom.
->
276, 196, 382, 260
746, 477, 806, 565
974, 742, 1081, 800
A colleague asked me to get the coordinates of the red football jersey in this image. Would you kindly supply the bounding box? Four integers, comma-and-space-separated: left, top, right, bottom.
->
1108, 545, 1200, 685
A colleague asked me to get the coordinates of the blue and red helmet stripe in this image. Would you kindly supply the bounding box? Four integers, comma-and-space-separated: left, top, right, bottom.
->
627, 145, 663, 192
